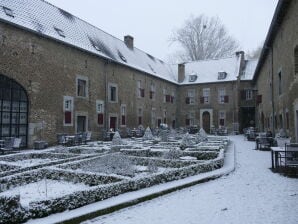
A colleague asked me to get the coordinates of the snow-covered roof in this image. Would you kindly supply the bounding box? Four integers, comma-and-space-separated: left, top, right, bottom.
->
241, 59, 258, 81
0, 0, 177, 83
179, 56, 241, 85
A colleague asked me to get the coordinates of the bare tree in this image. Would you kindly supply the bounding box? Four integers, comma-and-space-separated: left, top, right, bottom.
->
170, 15, 240, 61
247, 43, 263, 59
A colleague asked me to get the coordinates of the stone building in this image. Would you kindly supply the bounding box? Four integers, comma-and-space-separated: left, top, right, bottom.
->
253, 0, 298, 141
0, 0, 257, 147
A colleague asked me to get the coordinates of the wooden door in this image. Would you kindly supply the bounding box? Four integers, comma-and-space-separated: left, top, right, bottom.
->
202, 111, 210, 133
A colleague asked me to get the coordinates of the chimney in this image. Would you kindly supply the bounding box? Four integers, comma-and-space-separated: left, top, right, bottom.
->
236, 51, 245, 76
235, 51, 244, 58
124, 35, 134, 49
178, 63, 185, 83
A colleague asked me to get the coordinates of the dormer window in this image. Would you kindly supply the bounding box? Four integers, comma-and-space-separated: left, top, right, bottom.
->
54, 27, 65, 38
118, 50, 127, 62
189, 74, 198, 82
218, 71, 227, 80
3, 6, 14, 18
148, 64, 156, 73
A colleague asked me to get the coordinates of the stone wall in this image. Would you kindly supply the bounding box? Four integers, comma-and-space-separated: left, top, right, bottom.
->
255, 0, 298, 140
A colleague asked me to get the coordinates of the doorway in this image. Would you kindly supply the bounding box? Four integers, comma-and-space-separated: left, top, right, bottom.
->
109, 116, 117, 131
77, 116, 87, 133
202, 111, 211, 133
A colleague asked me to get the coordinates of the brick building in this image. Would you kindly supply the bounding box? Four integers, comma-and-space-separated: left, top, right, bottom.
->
253, 0, 298, 141
0, 0, 257, 147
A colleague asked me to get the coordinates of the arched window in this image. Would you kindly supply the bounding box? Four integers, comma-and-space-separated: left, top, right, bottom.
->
0, 74, 28, 147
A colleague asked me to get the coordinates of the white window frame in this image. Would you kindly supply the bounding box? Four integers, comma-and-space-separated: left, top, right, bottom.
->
96, 100, 104, 126
137, 80, 142, 98
187, 111, 195, 126
63, 96, 74, 126
219, 111, 226, 126
187, 89, 195, 104
120, 104, 127, 127
246, 89, 253, 100
96, 100, 104, 113
203, 88, 210, 104
218, 87, 225, 104
150, 83, 156, 100
163, 88, 167, 103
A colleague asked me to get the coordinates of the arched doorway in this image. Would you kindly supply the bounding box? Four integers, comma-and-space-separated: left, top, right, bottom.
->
0, 74, 28, 147
202, 111, 211, 133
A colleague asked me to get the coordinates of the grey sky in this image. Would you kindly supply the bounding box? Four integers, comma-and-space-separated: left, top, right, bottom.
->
46, 0, 278, 61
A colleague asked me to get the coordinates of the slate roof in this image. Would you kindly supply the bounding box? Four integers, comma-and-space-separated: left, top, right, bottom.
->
0, 0, 257, 85
241, 59, 258, 81
0, 0, 177, 83
178, 55, 242, 85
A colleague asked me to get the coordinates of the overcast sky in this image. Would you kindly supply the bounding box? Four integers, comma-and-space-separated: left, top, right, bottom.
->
46, 0, 278, 61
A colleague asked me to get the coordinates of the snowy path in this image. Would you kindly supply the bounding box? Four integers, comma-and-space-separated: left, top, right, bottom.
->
84, 135, 298, 224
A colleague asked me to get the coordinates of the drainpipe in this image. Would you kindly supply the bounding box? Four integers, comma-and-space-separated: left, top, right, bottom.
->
271, 47, 275, 137
104, 60, 109, 131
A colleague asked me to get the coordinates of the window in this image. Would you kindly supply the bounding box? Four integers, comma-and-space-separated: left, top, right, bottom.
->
246, 89, 253, 100
202, 88, 210, 104
137, 80, 144, 98
138, 108, 143, 125
118, 50, 127, 62
186, 112, 195, 126
163, 88, 167, 103
54, 27, 65, 38
189, 74, 197, 82
121, 104, 126, 126
3, 6, 14, 18
218, 88, 225, 103
76, 76, 88, 98
219, 111, 225, 126
63, 96, 73, 125
218, 72, 227, 80
171, 91, 175, 103
186, 89, 195, 104
150, 83, 155, 100
163, 110, 167, 124
278, 71, 282, 95
108, 83, 118, 102
96, 100, 104, 125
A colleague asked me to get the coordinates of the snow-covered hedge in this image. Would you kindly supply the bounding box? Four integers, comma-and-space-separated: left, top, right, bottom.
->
0, 163, 20, 173
27, 149, 224, 219
120, 149, 218, 161
0, 153, 93, 178
0, 148, 225, 223
0, 195, 28, 224
0, 168, 123, 193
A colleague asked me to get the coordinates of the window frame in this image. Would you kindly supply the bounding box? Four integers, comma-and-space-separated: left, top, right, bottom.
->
120, 104, 127, 126
108, 83, 118, 103
63, 96, 74, 126
76, 75, 88, 98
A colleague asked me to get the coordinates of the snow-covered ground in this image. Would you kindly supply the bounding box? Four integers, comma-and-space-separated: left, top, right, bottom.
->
83, 135, 298, 224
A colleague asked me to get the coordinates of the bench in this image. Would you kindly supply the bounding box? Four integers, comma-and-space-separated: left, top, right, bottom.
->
256, 137, 275, 150
284, 143, 298, 168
